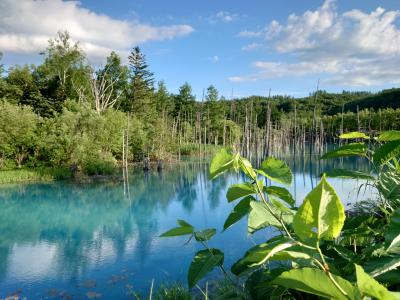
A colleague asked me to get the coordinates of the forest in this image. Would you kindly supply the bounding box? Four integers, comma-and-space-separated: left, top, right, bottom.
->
1, 31, 400, 179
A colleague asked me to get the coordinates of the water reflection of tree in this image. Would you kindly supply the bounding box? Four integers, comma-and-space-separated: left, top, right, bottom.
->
0, 156, 370, 284
0, 162, 210, 281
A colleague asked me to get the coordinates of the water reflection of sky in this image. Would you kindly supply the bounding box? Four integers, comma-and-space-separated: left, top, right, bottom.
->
0, 155, 374, 299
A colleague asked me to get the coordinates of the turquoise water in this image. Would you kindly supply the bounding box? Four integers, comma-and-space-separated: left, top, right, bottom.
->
0, 155, 372, 299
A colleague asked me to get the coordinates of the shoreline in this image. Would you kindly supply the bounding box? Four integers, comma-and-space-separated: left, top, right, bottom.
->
0, 158, 210, 185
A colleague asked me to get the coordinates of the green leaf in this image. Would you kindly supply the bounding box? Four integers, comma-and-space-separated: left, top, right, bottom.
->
376, 269, 400, 285
258, 157, 292, 185
270, 196, 293, 214
385, 209, 400, 254
386, 208, 400, 242
378, 130, 400, 142
177, 219, 193, 228
330, 245, 357, 262
238, 157, 256, 180
223, 196, 253, 230
387, 234, 400, 254
264, 186, 295, 207
270, 250, 313, 261
194, 228, 216, 242
226, 182, 256, 202
373, 140, 400, 165
293, 176, 345, 242
188, 249, 224, 288
339, 131, 370, 139
377, 172, 400, 206
364, 256, 400, 278
323, 169, 375, 180
160, 219, 194, 237
231, 237, 291, 275
320, 143, 367, 159
209, 148, 234, 179
355, 264, 397, 300
272, 268, 359, 300
255, 239, 298, 266
248, 201, 290, 234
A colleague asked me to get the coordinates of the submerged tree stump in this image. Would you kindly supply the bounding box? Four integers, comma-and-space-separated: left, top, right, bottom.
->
157, 159, 163, 172
70, 163, 79, 178
143, 157, 150, 171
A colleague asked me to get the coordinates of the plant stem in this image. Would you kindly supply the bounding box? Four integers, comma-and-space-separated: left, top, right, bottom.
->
239, 157, 294, 240
316, 242, 350, 299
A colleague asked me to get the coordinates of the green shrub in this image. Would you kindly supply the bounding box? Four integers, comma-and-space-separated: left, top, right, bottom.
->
83, 152, 118, 176
161, 131, 400, 299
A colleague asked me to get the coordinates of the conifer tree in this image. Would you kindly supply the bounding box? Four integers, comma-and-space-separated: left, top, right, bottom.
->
127, 46, 155, 118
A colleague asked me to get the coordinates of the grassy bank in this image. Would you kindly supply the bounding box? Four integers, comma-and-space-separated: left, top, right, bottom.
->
0, 167, 72, 184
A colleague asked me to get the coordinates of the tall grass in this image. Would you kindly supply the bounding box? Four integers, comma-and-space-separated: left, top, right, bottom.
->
0, 167, 72, 184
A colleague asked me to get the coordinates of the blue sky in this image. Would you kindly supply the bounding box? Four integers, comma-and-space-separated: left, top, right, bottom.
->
1, 0, 400, 99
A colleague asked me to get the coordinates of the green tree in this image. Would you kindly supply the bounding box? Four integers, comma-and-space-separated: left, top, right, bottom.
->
102, 51, 129, 110
155, 81, 174, 115
3, 65, 52, 116
37, 31, 90, 109
89, 52, 129, 113
174, 82, 196, 117
0, 101, 40, 168
204, 85, 224, 144
125, 46, 155, 118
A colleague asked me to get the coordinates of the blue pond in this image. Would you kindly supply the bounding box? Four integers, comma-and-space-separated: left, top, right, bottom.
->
0, 154, 372, 299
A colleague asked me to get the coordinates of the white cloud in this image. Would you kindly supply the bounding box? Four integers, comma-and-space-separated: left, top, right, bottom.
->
0, 0, 194, 62
241, 43, 262, 51
237, 30, 262, 38
233, 0, 400, 87
210, 11, 239, 24
216, 11, 239, 22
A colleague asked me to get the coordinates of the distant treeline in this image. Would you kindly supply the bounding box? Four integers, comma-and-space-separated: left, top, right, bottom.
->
0, 31, 399, 174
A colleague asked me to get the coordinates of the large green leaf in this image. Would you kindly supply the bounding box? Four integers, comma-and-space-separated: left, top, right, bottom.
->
323, 169, 375, 180
355, 264, 397, 300
160, 219, 194, 237
339, 132, 369, 139
223, 196, 253, 230
248, 201, 290, 233
226, 182, 256, 202
378, 131, 400, 142
188, 248, 224, 288
373, 140, 400, 165
264, 186, 295, 207
209, 148, 234, 179
231, 237, 293, 275
293, 176, 345, 242
258, 157, 292, 185
238, 157, 256, 180
272, 268, 359, 300
194, 228, 216, 242
320, 143, 367, 159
